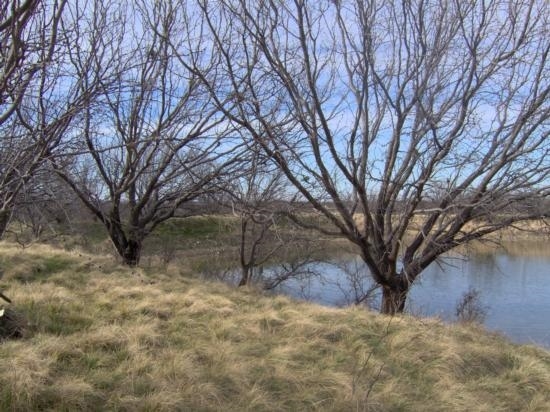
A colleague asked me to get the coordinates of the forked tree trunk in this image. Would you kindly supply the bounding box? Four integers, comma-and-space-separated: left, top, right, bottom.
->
121, 239, 142, 267
109, 226, 143, 266
380, 285, 409, 315
238, 266, 251, 287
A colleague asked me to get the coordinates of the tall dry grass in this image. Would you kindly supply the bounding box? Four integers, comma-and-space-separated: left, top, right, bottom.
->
0, 242, 549, 411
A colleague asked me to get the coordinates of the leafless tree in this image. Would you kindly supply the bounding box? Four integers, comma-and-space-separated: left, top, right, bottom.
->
223, 146, 289, 286
0, 0, 68, 237
204, 140, 316, 287
195, 0, 549, 313
9, 168, 76, 244
53, 0, 243, 266
0, 0, 62, 125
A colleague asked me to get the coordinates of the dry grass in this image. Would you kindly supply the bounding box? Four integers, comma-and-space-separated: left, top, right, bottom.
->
0, 242, 549, 411
352, 214, 550, 241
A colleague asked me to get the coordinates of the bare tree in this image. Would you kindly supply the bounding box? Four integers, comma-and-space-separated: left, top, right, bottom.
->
223, 147, 289, 286
53, 0, 242, 266
9, 168, 76, 244
213, 141, 326, 288
0, 0, 68, 237
0, 0, 60, 125
195, 0, 549, 313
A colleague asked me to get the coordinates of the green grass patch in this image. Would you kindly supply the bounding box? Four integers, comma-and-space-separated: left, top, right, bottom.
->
71, 221, 109, 244
1, 251, 78, 284
153, 216, 235, 240
22, 300, 94, 336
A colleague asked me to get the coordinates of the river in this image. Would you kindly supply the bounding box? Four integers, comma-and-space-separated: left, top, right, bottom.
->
263, 240, 550, 348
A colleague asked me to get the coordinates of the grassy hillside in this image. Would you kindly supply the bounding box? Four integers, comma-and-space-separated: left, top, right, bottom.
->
0, 243, 549, 411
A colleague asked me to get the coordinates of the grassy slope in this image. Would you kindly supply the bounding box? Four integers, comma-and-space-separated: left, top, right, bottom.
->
0, 243, 549, 411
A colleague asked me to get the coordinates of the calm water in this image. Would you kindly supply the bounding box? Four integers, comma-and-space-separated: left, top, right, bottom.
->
268, 241, 550, 348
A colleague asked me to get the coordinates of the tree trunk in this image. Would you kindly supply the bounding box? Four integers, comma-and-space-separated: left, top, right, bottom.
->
380, 285, 408, 315
109, 225, 142, 266
0, 209, 11, 239
238, 266, 251, 287
122, 239, 142, 267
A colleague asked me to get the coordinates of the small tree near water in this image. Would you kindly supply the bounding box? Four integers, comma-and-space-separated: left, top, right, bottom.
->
455, 288, 488, 324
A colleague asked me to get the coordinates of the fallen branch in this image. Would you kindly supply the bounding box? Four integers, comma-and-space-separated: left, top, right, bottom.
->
0, 291, 12, 304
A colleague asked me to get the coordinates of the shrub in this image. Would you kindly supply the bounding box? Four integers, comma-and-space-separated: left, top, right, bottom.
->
455, 288, 488, 323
